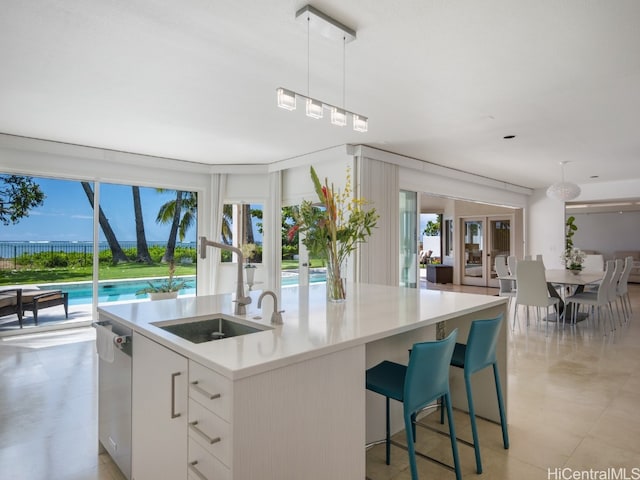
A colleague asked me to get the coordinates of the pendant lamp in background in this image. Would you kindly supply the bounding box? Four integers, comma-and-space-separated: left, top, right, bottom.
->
547, 161, 581, 201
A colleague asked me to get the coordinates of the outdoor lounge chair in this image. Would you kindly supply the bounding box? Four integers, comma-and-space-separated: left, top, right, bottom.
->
21, 290, 69, 326
0, 288, 23, 326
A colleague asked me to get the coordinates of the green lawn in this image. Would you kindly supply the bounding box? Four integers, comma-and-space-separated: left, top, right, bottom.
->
0, 262, 197, 285
0, 259, 328, 285
281, 259, 325, 270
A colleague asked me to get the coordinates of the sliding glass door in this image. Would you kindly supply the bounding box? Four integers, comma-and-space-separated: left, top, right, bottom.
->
400, 190, 418, 288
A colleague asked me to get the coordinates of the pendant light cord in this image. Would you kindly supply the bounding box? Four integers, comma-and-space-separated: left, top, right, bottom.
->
342, 36, 346, 109
307, 16, 310, 97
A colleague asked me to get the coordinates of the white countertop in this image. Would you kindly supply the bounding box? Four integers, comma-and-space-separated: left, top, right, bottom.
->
97, 283, 506, 380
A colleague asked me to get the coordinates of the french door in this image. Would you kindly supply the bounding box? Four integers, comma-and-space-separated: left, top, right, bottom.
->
461, 216, 513, 287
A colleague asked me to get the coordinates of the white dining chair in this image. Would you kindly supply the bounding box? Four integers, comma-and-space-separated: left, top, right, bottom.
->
513, 260, 559, 336
582, 254, 604, 273
609, 259, 625, 326
617, 256, 634, 322
507, 256, 517, 276
565, 260, 615, 334
582, 254, 605, 293
495, 257, 515, 310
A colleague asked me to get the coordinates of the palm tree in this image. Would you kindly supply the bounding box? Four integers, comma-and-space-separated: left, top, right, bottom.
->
242, 204, 255, 244
158, 191, 183, 263
132, 186, 152, 264
157, 190, 199, 263
221, 204, 232, 244
81, 182, 129, 264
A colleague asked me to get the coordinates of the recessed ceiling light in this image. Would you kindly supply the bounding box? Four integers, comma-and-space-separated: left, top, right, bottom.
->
503, 135, 516, 139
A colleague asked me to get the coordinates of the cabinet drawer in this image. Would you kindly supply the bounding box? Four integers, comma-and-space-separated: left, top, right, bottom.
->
189, 361, 232, 420
188, 398, 231, 466
188, 437, 231, 480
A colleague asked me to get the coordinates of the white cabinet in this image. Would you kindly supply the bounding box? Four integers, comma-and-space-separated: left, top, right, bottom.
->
129, 334, 364, 479
187, 360, 232, 480
132, 332, 188, 480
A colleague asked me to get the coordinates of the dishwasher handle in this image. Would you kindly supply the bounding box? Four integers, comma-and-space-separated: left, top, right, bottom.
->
171, 372, 182, 419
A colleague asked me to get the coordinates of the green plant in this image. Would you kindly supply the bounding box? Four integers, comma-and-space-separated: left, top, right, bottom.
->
136, 261, 188, 295
423, 218, 441, 236
562, 247, 585, 270
565, 216, 578, 251
290, 166, 379, 300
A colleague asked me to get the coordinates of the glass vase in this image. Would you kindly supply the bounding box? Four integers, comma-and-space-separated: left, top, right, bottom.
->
325, 254, 346, 303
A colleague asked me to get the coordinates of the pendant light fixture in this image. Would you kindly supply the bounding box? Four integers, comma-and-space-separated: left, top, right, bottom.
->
276, 5, 368, 132
546, 161, 581, 201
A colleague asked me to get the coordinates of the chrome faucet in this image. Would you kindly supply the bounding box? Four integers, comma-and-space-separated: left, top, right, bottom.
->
199, 236, 252, 315
257, 290, 284, 325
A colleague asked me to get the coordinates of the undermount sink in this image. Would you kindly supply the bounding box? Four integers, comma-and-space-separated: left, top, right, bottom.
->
153, 315, 270, 344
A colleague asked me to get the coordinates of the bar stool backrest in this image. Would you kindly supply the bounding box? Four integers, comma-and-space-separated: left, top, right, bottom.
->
465, 315, 503, 376
404, 329, 458, 415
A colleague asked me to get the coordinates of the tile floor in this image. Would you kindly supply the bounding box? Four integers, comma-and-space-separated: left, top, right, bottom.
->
0, 285, 638, 479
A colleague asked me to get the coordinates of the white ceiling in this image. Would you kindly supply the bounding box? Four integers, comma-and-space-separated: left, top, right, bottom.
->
1, 1, 640, 191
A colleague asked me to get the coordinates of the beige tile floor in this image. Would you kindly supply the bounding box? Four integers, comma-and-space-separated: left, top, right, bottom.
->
368, 283, 640, 479
0, 285, 638, 479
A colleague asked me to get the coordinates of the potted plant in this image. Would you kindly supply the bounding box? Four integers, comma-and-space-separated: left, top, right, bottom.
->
289, 166, 379, 302
136, 261, 188, 300
241, 243, 257, 285
563, 216, 585, 273
562, 247, 586, 274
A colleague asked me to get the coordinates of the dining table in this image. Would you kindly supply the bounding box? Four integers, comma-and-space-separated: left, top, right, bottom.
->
544, 270, 604, 323
499, 269, 604, 324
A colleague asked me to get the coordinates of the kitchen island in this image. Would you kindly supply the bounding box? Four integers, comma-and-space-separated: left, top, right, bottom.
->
98, 283, 507, 480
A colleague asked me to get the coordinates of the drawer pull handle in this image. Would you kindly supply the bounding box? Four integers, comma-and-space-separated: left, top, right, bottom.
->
189, 461, 209, 480
191, 381, 221, 400
189, 421, 221, 445
170, 372, 181, 419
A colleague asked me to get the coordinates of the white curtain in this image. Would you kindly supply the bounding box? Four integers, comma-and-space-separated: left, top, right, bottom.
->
357, 157, 400, 286
263, 171, 282, 295
209, 174, 227, 295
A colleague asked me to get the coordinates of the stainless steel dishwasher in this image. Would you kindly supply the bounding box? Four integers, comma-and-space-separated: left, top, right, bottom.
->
95, 319, 132, 480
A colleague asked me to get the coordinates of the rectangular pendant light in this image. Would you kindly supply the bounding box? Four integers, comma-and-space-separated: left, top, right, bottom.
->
305, 98, 324, 119
277, 6, 368, 132
276, 88, 297, 110
330, 107, 347, 126
353, 114, 368, 132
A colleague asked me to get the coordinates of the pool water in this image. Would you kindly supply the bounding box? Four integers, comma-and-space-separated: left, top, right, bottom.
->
60, 278, 196, 305
59, 271, 326, 305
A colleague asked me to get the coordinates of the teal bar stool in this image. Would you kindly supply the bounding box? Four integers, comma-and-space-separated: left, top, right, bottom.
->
441, 314, 509, 474
366, 330, 461, 480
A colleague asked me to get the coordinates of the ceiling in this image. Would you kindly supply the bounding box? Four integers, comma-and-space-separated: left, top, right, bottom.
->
1, 1, 640, 191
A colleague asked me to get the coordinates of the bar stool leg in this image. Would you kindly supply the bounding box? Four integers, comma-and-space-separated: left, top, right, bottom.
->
385, 397, 391, 465
464, 372, 482, 474
444, 392, 462, 480
494, 364, 510, 450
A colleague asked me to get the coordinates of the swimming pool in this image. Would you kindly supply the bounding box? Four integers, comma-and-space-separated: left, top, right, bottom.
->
56, 271, 326, 305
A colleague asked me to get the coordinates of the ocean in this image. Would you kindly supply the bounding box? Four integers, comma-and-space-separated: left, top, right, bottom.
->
0, 240, 196, 259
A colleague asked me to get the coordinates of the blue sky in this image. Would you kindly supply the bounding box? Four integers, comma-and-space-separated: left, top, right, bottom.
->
0, 177, 196, 243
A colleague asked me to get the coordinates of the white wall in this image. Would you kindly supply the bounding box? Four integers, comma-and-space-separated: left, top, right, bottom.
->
571, 211, 640, 260
527, 189, 566, 269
